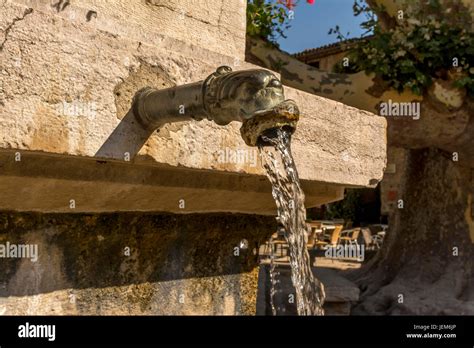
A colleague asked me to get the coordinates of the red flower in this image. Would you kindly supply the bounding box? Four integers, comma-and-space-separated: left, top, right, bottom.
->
307, 0, 315, 4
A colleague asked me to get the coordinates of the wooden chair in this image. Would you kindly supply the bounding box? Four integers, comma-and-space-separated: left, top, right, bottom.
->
315, 224, 343, 249
306, 221, 321, 249
339, 227, 361, 246
265, 228, 288, 258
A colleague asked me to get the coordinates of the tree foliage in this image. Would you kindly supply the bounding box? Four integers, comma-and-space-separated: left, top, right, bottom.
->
331, 0, 474, 96
246, 0, 296, 45
325, 189, 362, 223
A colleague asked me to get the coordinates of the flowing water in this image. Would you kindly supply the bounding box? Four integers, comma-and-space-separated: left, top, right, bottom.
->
259, 128, 325, 316
268, 233, 279, 316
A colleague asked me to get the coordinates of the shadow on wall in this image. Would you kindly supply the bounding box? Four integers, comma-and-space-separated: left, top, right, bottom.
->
0, 212, 276, 297
95, 62, 175, 160
95, 109, 155, 160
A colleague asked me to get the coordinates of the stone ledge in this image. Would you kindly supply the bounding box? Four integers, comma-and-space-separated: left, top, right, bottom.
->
0, 0, 386, 213
0, 150, 344, 214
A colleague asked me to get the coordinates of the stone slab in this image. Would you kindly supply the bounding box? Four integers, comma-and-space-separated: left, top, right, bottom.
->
0, 0, 387, 213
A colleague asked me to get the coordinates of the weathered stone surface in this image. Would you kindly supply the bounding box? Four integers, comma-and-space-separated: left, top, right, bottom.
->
0, 0, 387, 215
7, 0, 247, 59
0, 212, 275, 315
247, 33, 474, 166
285, 88, 386, 188
0, 0, 387, 316
256, 264, 360, 315
0, 151, 345, 214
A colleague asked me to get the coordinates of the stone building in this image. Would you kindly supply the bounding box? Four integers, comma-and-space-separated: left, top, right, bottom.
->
294, 38, 409, 218
293, 37, 368, 72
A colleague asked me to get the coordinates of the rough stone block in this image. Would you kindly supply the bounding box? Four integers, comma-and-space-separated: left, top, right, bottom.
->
0, 0, 386, 214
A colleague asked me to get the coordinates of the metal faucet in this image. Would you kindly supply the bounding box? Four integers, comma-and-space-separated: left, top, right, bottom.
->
132, 66, 299, 146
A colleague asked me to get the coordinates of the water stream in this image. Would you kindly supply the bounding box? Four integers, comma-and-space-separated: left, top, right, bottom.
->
259, 128, 325, 316
268, 233, 279, 316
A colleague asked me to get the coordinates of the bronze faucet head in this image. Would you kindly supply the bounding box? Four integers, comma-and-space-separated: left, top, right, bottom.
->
240, 99, 299, 147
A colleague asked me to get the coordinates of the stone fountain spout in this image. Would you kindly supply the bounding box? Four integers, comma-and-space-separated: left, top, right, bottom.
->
132, 66, 299, 146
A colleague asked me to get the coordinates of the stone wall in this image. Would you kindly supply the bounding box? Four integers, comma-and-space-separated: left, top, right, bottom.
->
0, 0, 387, 315
0, 212, 275, 315
0, 0, 387, 216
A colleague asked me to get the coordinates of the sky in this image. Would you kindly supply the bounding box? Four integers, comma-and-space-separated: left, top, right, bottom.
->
276, 0, 368, 54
